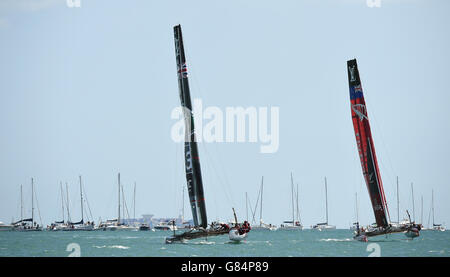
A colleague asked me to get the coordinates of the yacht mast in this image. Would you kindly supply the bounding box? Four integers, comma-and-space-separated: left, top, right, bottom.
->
60, 182, 65, 223
296, 183, 300, 223
396, 176, 399, 223
118, 173, 121, 225
260, 176, 263, 226
432, 189, 435, 226
31, 178, 34, 226
421, 195, 423, 226
66, 182, 71, 223
134, 182, 136, 220
325, 177, 328, 225
20, 185, 23, 222
290, 173, 294, 226
79, 176, 84, 223
245, 192, 248, 222
411, 182, 415, 222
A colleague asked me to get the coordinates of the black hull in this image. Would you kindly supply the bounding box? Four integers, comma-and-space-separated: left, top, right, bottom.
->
165, 228, 229, 243
357, 224, 421, 238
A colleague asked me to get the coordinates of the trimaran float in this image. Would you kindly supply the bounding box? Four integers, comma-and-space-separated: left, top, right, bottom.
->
165, 25, 250, 243
347, 59, 421, 241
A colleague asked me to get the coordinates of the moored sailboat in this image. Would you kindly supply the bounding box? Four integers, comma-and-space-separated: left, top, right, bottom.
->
312, 177, 335, 230
12, 179, 42, 231
280, 173, 302, 230
249, 176, 277, 231
431, 190, 445, 231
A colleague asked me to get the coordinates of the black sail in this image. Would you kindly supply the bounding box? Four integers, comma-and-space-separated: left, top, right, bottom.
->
173, 25, 207, 228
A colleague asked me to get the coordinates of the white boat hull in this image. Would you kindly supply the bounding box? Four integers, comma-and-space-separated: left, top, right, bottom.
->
228, 229, 248, 242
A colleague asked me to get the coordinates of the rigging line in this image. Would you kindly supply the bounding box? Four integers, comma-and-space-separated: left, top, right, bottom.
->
82, 182, 94, 222
361, 90, 392, 222
34, 186, 43, 226
185, 31, 238, 214
200, 141, 235, 208
247, 197, 256, 224
251, 186, 262, 224
122, 185, 131, 221
363, 86, 397, 193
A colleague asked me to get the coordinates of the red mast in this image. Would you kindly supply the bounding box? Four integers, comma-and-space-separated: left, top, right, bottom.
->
347, 59, 390, 228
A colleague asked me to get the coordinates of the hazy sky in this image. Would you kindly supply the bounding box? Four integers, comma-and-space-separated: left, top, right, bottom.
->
1, 0, 449, 229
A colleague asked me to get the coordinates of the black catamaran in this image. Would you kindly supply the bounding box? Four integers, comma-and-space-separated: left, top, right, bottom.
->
347, 59, 420, 240
165, 25, 248, 243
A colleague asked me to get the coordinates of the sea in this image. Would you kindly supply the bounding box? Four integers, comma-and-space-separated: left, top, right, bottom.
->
0, 229, 448, 257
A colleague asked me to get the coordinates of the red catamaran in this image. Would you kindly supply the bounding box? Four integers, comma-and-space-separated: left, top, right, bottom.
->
347, 59, 420, 240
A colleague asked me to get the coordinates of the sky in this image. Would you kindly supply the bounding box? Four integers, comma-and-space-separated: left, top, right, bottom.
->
0, 0, 449, 229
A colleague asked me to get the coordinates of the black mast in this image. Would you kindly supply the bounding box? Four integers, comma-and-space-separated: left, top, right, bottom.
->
173, 25, 207, 228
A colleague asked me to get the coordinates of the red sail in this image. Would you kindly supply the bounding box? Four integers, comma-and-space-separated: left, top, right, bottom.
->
347, 59, 390, 228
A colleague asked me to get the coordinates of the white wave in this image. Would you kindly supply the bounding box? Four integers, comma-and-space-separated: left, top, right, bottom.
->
109, 245, 130, 249
93, 245, 129, 250
319, 238, 352, 242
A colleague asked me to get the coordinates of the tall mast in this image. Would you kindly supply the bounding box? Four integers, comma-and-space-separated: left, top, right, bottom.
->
432, 189, 435, 226
355, 192, 359, 223
325, 177, 328, 224
174, 24, 207, 228
245, 192, 248, 222
347, 59, 390, 228
60, 182, 65, 223
20, 185, 23, 222
118, 173, 121, 225
421, 195, 423, 226
296, 183, 300, 223
396, 176, 399, 223
182, 185, 185, 222
411, 182, 415, 222
134, 182, 136, 220
31, 178, 34, 226
122, 184, 125, 223
79, 176, 84, 223
291, 173, 294, 226
260, 176, 263, 226
66, 182, 71, 223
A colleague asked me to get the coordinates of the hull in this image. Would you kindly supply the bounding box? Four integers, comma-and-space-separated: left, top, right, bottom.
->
165, 228, 229, 244
355, 223, 421, 240
0, 226, 13, 231
278, 225, 303, 230
229, 229, 248, 242
252, 226, 278, 231
312, 225, 336, 231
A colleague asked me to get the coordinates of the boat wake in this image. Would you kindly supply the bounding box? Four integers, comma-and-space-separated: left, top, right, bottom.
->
93, 245, 130, 250
319, 238, 353, 242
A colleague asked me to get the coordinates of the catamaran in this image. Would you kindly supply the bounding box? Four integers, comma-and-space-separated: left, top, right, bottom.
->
346, 59, 420, 241
280, 173, 302, 230
312, 177, 335, 230
165, 25, 249, 243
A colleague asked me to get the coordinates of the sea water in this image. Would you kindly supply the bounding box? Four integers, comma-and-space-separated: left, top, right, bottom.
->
0, 229, 448, 257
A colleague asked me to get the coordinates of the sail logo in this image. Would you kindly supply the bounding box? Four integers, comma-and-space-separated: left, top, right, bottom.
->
185, 145, 193, 172
178, 63, 188, 78
366, 0, 381, 8
66, 0, 81, 8
352, 104, 368, 121
171, 99, 279, 153
349, 65, 357, 82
